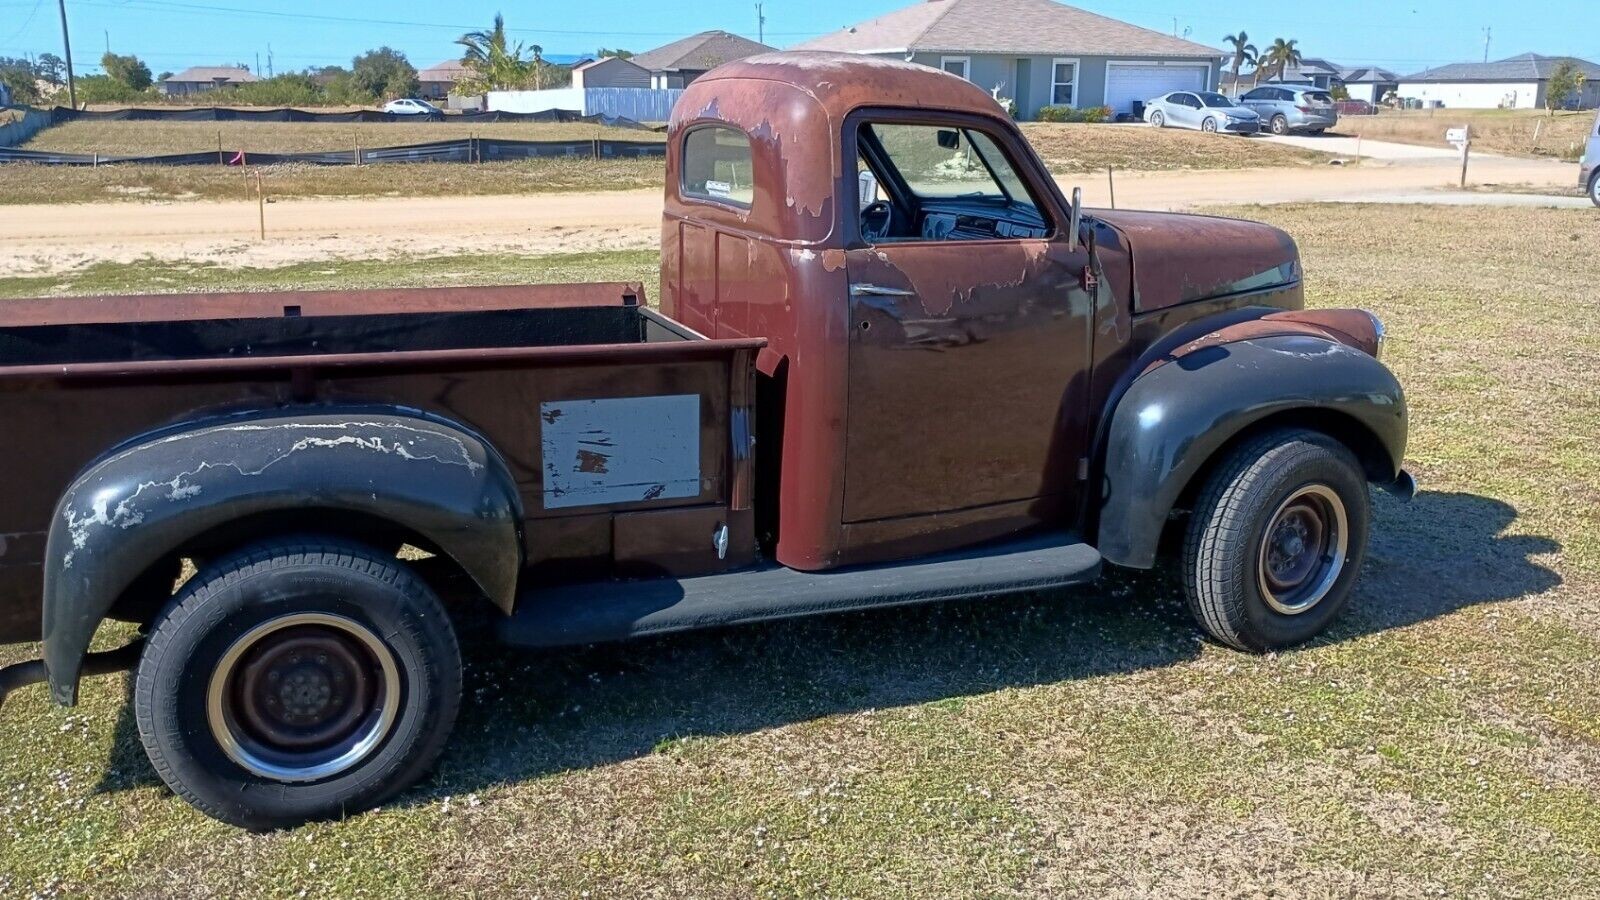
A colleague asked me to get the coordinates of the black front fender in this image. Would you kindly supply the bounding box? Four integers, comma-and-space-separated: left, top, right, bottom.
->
42, 410, 523, 705
1097, 335, 1406, 569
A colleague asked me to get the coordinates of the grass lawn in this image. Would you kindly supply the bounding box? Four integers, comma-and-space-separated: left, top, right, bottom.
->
1, 204, 1598, 897
1337, 108, 1596, 161
0, 121, 1330, 205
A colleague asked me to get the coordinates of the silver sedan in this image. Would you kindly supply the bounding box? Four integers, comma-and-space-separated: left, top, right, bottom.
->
1144, 91, 1261, 135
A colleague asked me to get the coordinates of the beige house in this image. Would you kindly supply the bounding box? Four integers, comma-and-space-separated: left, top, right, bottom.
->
418, 60, 470, 100
161, 66, 257, 97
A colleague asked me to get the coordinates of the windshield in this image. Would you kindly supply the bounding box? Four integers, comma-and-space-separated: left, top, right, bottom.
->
1198, 92, 1234, 107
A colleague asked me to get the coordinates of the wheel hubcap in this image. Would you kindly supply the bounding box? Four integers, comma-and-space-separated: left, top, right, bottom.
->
207, 613, 400, 782
1257, 484, 1349, 615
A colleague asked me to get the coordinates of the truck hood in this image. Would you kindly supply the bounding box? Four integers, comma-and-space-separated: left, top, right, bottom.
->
1091, 210, 1301, 313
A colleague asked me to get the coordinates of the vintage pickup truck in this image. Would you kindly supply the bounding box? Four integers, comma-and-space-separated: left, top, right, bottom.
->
0, 53, 1412, 828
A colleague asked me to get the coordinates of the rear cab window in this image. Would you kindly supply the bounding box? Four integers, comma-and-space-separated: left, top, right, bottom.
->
681, 125, 755, 208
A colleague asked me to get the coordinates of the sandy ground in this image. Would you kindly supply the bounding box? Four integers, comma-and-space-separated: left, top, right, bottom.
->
2, 154, 1581, 276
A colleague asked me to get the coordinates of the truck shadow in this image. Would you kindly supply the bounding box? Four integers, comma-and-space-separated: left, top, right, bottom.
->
91, 489, 1561, 805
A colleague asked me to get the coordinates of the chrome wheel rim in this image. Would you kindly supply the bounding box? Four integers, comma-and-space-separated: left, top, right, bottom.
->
1257, 484, 1349, 615
1203, 118, 1217, 132
207, 613, 400, 782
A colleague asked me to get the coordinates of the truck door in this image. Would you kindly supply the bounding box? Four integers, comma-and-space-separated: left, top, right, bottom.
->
842, 115, 1095, 532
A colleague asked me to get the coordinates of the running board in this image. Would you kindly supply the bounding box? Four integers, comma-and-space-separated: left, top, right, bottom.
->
498, 531, 1102, 648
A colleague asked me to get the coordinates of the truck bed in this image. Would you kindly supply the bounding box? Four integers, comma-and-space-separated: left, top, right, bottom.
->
0, 284, 764, 644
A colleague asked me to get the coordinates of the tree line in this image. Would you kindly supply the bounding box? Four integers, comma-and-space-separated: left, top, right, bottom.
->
0, 13, 630, 108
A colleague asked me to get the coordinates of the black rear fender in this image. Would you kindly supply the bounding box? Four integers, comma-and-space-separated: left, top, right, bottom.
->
42, 409, 522, 705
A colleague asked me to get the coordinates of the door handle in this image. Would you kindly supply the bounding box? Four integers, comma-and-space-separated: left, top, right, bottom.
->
849, 283, 917, 297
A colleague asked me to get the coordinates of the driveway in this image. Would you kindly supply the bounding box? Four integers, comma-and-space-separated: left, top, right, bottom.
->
1255, 133, 1468, 160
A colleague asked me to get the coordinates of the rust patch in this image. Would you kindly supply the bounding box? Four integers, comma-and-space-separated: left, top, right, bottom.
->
575, 449, 611, 474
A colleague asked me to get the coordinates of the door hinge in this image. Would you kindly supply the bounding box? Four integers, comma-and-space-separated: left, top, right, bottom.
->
1081, 266, 1099, 292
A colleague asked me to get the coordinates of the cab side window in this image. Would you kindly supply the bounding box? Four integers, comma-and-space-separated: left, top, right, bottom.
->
681, 125, 755, 208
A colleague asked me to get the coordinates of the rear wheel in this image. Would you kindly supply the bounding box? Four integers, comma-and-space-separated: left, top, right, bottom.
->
1589, 172, 1600, 208
134, 537, 462, 830
1270, 115, 1289, 135
1150, 110, 1166, 128
1181, 430, 1371, 651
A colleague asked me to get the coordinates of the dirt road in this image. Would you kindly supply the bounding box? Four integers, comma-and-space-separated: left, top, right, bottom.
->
3, 154, 1579, 275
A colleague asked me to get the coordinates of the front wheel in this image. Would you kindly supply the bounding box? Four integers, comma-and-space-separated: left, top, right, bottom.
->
1201, 117, 1218, 133
1270, 115, 1289, 135
134, 537, 462, 830
1590, 172, 1600, 208
1181, 430, 1371, 651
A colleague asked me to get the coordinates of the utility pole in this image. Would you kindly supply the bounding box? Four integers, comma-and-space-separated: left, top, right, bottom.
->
267, 43, 274, 77
1482, 27, 1491, 63
57, 0, 77, 109
255, 51, 260, 76
755, 3, 765, 45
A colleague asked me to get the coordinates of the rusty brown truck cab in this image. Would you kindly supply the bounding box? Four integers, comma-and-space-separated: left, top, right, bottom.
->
0, 53, 1411, 829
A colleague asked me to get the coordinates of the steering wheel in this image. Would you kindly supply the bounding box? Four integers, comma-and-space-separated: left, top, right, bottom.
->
860, 200, 894, 242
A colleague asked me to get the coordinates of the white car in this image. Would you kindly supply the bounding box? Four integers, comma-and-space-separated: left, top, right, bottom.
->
383, 98, 441, 116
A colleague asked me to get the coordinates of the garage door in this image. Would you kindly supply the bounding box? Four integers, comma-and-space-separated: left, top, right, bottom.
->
1104, 64, 1208, 114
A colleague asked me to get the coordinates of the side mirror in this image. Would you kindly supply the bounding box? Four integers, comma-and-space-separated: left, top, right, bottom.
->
936, 128, 961, 150
1069, 187, 1083, 252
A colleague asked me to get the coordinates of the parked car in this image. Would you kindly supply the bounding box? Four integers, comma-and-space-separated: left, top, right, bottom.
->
1582, 109, 1600, 208
383, 98, 441, 116
1145, 91, 1261, 134
0, 52, 1411, 830
1239, 85, 1339, 134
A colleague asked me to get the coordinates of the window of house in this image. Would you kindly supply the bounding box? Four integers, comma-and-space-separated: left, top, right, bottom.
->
680, 125, 754, 208
940, 56, 970, 80
1051, 59, 1077, 106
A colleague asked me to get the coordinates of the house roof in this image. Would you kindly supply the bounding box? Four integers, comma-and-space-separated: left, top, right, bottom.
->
1338, 66, 1399, 83
631, 30, 774, 73
164, 66, 256, 85
794, 0, 1224, 59
1403, 53, 1600, 82
418, 60, 470, 82
573, 56, 646, 73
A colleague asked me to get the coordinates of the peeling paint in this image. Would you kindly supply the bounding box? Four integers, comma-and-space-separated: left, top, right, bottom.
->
540, 395, 701, 509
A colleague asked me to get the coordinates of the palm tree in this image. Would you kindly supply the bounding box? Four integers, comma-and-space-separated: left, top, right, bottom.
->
1260, 38, 1302, 85
456, 13, 528, 91
1223, 31, 1258, 96
530, 44, 544, 90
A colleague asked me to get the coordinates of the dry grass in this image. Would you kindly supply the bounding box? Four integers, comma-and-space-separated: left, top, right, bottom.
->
22, 119, 663, 155
1, 203, 1598, 897
0, 120, 1331, 206
1021, 122, 1331, 172
0, 157, 665, 204
1336, 108, 1597, 161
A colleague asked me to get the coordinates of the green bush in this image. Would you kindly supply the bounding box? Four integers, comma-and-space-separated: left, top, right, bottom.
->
73, 75, 159, 104
1035, 105, 1113, 123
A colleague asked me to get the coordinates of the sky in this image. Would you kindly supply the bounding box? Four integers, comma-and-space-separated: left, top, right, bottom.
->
0, 0, 1595, 78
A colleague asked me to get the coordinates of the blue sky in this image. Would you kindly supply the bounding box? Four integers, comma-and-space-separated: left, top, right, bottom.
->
1, 0, 1594, 77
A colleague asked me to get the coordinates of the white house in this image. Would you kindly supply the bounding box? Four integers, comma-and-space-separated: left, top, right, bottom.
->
794, 0, 1227, 119
1400, 53, 1600, 109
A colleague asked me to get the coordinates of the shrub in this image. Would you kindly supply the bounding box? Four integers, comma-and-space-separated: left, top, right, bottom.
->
1035, 105, 1113, 123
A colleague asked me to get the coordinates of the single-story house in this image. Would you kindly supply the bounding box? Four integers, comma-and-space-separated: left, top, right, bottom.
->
1336, 66, 1400, 104
161, 66, 257, 97
418, 60, 470, 100
793, 0, 1227, 119
571, 55, 651, 89
1399, 53, 1600, 109
630, 30, 774, 89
